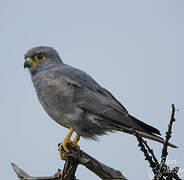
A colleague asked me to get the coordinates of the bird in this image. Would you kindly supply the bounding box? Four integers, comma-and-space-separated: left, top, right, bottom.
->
24, 46, 177, 159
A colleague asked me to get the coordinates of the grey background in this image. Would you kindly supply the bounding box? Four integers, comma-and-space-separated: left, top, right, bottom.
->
0, 0, 183, 179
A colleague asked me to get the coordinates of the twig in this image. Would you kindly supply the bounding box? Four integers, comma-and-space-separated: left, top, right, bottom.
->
158, 104, 181, 180
133, 104, 181, 180
161, 104, 176, 163
131, 129, 157, 173
142, 140, 158, 165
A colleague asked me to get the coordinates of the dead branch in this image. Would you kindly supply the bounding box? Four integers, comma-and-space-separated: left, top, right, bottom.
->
161, 104, 176, 162
12, 146, 127, 180
12, 162, 62, 180
133, 104, 181, 180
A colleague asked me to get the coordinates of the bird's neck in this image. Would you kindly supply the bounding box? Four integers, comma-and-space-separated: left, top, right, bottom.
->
30, 62, 61, 77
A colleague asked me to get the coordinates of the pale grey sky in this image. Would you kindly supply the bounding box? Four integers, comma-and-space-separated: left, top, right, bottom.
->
0, 0, 183, 179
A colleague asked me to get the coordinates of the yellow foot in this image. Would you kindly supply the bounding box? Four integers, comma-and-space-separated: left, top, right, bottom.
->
58, 128, 74, 160
58, 128, 81, 160
58, 140, 73, 160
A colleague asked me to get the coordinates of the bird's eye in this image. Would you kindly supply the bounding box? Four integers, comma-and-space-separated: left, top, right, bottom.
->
34, 54, 46, 62
37, 55, 43, 59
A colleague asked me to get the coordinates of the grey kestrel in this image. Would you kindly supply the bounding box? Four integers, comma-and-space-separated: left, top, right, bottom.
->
24, 46, 177, 159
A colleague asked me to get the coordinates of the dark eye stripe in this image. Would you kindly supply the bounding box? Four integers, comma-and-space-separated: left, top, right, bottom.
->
37, 55, 43, 59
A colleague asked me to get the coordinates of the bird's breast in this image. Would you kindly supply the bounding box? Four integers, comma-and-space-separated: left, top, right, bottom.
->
32, 74, 76, 127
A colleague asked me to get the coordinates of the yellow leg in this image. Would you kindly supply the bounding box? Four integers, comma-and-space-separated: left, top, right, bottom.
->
58, 128, 74, 159
72, 134, 80, 149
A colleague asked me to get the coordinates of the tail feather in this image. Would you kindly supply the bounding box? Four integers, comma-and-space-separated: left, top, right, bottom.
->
118, 115, 178, 148
135, 130, 178, 148
128, 114, 161, 135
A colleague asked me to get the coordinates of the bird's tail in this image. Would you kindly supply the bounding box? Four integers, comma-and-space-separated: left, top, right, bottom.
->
134, 130, 178, 148
118, 115, 178, 148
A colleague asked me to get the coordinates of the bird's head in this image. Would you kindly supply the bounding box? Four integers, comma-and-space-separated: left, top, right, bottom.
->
24, 46, 63, 75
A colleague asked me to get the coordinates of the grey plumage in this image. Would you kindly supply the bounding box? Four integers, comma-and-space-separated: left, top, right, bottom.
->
24, 46, 177, 148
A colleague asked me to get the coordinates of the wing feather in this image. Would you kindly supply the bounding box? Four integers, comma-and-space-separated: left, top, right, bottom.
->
49, 65, 160, 134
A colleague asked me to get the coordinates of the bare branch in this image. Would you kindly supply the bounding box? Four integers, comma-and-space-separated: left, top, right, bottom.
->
11, 162, 62, 180
61, 151, 78, 180
131, 129, 157, 173
132, 104, 181, 180
12, 147, 128, 180
73, 149, 127, 180
142, 140, 158, 165
161, 104, 176, 162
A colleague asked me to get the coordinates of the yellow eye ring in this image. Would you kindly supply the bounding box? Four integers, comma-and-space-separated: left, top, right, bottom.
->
34, 54, 46, 62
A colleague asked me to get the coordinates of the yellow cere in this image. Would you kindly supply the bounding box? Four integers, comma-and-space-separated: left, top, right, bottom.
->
26, 54, 46, 66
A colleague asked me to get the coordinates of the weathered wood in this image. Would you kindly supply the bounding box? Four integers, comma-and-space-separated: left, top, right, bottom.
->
12, 147, 127, 180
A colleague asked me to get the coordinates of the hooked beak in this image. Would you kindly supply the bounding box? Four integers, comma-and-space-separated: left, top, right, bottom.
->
24, 58, 33, 69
